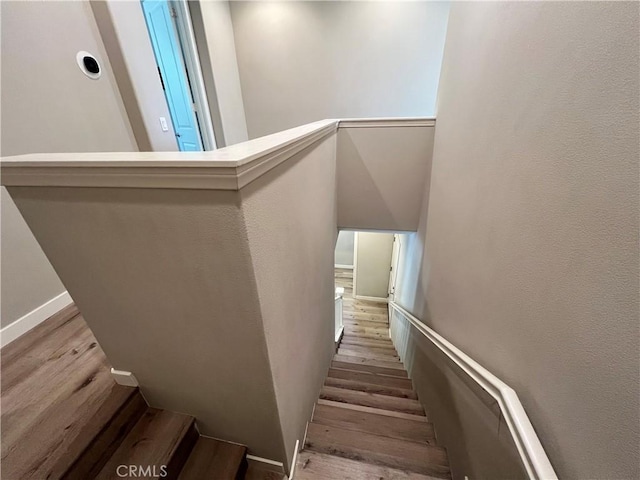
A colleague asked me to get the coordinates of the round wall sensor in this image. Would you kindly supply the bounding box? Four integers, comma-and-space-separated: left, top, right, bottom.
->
76, 51, 101, 79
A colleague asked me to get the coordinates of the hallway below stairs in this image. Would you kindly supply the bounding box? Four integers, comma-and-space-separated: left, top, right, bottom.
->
295, 269, 452, 479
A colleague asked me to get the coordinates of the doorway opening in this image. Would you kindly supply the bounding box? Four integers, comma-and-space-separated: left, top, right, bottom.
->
333, 230, 400, 345
141, 0, 215, 151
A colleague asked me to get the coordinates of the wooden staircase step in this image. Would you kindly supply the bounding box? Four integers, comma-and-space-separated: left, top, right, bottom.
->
95, 408, 197, 479
325, 376, 417, 399
320, 386, 424, 416
328, 367, 413, 390
343, 326, 390, 339
332, 359, 408, 378
337, 348, 400, 363
305, 423, 450, 478
337, 343, 399, 358
295, 451, 443, 480
317, 399, 429, 423
312, 403, 434, 443
333, 354, 406, 371
340, 336, 395, 349
64, 390, 148, 479
178, 437, 247, 479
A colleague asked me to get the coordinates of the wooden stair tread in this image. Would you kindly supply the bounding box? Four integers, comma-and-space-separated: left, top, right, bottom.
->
295, 451, 443, 480
313, 403, 435, 443
95, 408, 197, 479
325, 376, 417, 399
305, 423, 450, 478
337, 346, 400, 361
340, 336, 395, 349
317, 399, 429, 423
333, 354, 406, 371
332, 360, 408, 378
337, 341, 397, 354
64, 390, 148, 479
320, 386, 425, 416
178, 437, 247, 479
328, 367, 413, 390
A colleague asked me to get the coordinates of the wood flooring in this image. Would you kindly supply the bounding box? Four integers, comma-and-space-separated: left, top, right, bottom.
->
295, 268, 451, 479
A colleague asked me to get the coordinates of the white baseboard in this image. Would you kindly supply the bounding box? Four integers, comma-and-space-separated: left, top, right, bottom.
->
1, 291, 73, 348
354, 294, 389, 303
245, 455, 285, 474
334, 264, 354, 269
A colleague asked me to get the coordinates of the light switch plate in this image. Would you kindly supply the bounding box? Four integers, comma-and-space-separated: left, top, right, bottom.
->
159, 117, 169, 132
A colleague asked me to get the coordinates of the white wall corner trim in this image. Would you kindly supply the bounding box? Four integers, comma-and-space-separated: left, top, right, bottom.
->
355, 295, 389, 304
0, 117, 436, 191
1, 291, 73, 347
388, 301, 558, 480
337, 117, 436, 128
0, 120, 338, 191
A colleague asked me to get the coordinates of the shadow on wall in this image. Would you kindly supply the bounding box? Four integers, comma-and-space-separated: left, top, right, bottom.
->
337, 131, 398, 228
391, 311, 527, 480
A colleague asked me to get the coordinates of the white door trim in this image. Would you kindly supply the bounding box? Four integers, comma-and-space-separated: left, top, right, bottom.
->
171, 0, 216, 151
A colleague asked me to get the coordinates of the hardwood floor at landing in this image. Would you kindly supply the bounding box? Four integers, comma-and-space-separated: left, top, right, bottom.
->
0, 304, 138, 480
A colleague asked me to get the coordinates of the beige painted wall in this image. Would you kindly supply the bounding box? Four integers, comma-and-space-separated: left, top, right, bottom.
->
229, 1, 450, 138
355, 232, 393, 299
0, 1, 137, 328
195, 0, 248, 146
90, 0, 179, 152
337, 125, 434, 231
395, 2, 639, 479
5, 135, 338, 468
241, 134, 338, 468
9, 185, 286, 462
390, 310, 527, 480
334, 231, 354, 267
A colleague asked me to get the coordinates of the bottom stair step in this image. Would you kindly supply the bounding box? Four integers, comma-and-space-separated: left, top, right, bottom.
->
295, 451, 444, 480
304, 423, 450, 478
178, 437, 247, 479
95, 408, 198, 480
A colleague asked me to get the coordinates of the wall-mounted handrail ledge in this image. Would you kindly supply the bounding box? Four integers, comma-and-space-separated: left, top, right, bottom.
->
388, 301, 558, 480
0, 117, 436, 190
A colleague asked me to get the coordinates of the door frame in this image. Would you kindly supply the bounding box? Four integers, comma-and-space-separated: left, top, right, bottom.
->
388, 234, 402, 301
169, 0, 216, 151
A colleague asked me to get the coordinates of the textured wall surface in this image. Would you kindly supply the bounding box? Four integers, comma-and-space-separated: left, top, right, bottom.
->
0, 1, 136, 328
230, 1, 450, 138
8, 186, 286, 461
241, 135, 338, 468
394, 2, 639, 479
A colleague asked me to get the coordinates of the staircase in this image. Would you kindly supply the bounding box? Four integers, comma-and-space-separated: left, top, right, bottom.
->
0, 305, 280, 480
295, 270, 452, 479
